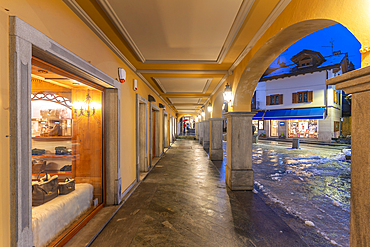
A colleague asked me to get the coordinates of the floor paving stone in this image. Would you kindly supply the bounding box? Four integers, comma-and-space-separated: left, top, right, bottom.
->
91, 139, 321, 247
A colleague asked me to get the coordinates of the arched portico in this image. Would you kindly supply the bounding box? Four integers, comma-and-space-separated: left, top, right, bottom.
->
221, 4, 370, 245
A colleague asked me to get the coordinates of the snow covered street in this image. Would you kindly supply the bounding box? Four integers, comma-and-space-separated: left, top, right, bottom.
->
251, 140, 351, 247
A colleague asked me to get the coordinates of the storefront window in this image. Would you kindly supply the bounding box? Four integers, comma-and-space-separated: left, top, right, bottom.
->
31, 59, 104, 247
288, 119, 318, 138
252, 120, 258, 134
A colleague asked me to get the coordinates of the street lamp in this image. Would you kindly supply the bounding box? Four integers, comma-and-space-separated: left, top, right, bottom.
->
207, 102, 213, 112
223, 83, 233, 102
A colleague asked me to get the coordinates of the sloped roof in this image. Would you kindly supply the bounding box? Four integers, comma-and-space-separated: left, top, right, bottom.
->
261, 51, 347, 81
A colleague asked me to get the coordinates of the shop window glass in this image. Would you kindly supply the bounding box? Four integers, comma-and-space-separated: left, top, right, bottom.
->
31, 59, 104, 247
298, 93, 303, 102
304, 92, 308, 102
288, 119, 318, 138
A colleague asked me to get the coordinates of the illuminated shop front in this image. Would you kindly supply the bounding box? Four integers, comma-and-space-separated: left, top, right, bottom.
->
288, 119, 318, 138
253, 108, 325, 139
31, 58, 105, 247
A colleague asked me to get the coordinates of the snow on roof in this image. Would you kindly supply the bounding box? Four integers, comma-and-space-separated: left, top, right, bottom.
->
262, 53, 346, 80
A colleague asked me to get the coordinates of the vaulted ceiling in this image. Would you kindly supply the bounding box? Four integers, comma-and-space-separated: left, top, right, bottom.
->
65, 0, 291, 114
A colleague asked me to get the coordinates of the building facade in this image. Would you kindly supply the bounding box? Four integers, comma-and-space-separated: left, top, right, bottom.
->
252, 50, 351, 142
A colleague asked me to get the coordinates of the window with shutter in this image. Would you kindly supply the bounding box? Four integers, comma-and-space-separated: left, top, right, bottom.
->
293, 91, 312, 103
279, 94, 283, 104
267, 94, 282, 105
308, 91, 313, 102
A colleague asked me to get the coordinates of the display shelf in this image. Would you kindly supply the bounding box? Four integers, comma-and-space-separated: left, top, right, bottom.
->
32, 154, 74, 158
32, 171, 72, 176
32, 136, 72, 140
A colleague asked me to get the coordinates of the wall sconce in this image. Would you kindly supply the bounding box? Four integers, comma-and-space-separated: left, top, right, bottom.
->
198, 114, 201, 119
201, 109, 205, 117
207, 102, 213, 112
223, 83, 233, 102
73, 91, 101, 117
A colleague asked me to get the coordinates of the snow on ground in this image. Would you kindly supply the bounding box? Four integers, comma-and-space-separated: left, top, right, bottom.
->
251, 141, 351, 247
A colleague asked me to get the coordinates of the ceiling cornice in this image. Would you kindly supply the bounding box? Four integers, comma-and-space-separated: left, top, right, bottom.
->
152, 77, 167, 93
62, 0, 136, 72
97, 0, 146, 62
63, 0, 176, 113
137, 70, 228, 74
228, 0, 292, 74
217, 0, 255, 64
98, 0, 254, 64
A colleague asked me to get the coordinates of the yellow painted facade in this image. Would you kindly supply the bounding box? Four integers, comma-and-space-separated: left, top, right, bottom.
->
2, 0, 370, 245
0, 1, 175, 244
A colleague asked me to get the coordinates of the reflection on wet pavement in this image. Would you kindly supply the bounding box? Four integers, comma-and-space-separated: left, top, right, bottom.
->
247, 141, 350, 247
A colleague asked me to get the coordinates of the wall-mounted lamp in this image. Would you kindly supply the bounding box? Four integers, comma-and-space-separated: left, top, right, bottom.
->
201, 109, 205, 117
73, 91, 101, 117
118, 68, 126, 83
148, 94, 156, 102
207, 102, 213, 112
223, 83, 233, 102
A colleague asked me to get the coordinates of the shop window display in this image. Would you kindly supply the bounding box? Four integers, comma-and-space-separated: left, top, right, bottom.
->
288, 119, 318, 138
31, 59, 104, 247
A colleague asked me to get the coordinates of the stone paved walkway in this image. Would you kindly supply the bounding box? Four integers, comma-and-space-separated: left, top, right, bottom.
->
90, 139, 324, 247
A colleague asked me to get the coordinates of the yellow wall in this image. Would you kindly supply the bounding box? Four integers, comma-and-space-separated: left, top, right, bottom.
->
0, 8, 10, 247
0, 0, 175, 213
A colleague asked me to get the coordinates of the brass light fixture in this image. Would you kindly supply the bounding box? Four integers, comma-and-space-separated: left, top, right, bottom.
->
73, 91, 100, 117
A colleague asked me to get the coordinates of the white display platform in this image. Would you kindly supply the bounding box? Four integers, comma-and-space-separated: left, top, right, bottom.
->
32, 183, 93, 247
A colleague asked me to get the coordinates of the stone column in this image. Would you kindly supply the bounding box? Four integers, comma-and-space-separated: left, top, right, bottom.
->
327, 66, 370, 247
195, 122, 199, 140
209, 118, 223, 161
203, 120, 210, 151
199, 121, 204, 144
223, 112, 255, 190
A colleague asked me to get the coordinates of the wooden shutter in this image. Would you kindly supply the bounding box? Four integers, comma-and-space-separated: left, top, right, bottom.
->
292, 93, 297, 103
279, 94, 283, 104
308, 91, 313, 102
266, 96, 270, 106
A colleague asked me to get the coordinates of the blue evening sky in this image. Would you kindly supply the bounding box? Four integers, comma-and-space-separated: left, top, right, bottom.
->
270, 24, 361, 69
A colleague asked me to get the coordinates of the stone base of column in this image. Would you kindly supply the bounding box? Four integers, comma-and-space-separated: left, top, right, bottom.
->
226, 167, 253, 190
210, 148, 223, 161
199, 136, 203, 144
203, 141, 209, 149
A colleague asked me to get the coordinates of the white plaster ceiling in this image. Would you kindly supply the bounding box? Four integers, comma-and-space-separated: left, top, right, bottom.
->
168, 98, 201, 104
98, 0, 250, 63
174, 105, 198, 110
153, 77, 211, 93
